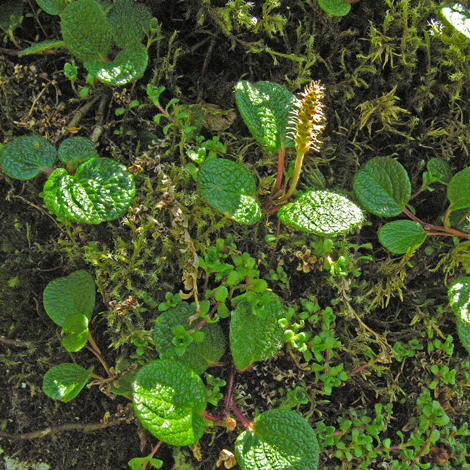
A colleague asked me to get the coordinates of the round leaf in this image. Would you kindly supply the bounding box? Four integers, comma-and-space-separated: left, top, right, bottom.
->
198, 158, 261, 225
42, 157, 135, 224
36, 0, 69, 15
61, 0, 113, 62
108, 0, 152, 49
58, 137, 98, 169
84, 43, 148, 86
230, 292, 286, 371
0, 135, 56, 180
61, 313, 89, 352
132, 360, 207, 446
236, 409, 319, 470
378, 220, 427, 254
277, 190, 363, 236
153, 303, 225, 375
427, 158, 452, 185
456, 317, 470, 356
448, 167, 470, 211
441, 2, 470, 39
43, 270, 95, 327
318, 0, 351, 16
235, 81, 295, 152
353, 157, 411, 217
448, 276, 470, 324
43, 363, 93, 402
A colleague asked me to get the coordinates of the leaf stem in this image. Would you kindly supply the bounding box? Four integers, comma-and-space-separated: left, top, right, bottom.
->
276, 150, 305, 203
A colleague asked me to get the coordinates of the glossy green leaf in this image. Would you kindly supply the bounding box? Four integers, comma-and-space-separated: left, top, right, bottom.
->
427, 158, 452, 185
448, 167, 470, 211
198, 158, 261, 225
236, 410, 319, 470
61, 313, 89, 352
0, 0, 23, 33
378, 220, 427, 254
128, 457, 163, 470
353, 157, 411, 217
61, 0, 113, 62
18, 40, 66, 57
43, 270, 95, 327
153, 303, 225, 375
235, 81, 295, 152
36, 0, 69, 15
318, 0, 351, 16
441, 2, 470, 39
230, 291, 286, 371
277, 190, 363, 236
58, 137, 98, 169
84, 43, 148, 86
132, 360, 207, 446
456, 318, 470, 356
0, 136, 56, 180
448, 276, 470, 324
42, 157, 135, 224
43, 363, 93, 402
108, 0, 152, 49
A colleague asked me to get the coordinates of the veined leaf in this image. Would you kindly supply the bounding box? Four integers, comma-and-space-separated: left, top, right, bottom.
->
448, 167, 470, 211
318, 0, 351, 16
353, 157, 410, 217
58, 137, 98, 170
43, 363, 93, 402
42, 157, 135, 224
236, 409, 319, 470
84, 43, 148, 86
378, 220, 427, 254
61, 0, 113, 62
198, 158, 261, 225
36, 0, 69, 15
456, 318, 470, 355
427, 158, 452, 185
448, 276, 470, 324
0, 135, 56, 180
132, 360, 207, 446
235, 81, 295, 152
61, 314, 89, 352
277, 190, 363, 236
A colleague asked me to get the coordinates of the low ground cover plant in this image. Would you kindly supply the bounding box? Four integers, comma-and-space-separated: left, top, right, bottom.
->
2, 0, 470, 469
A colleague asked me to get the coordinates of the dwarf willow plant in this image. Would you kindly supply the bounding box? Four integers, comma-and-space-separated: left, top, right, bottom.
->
19, 0, 159, 87
41, 250, 321, 470
195, 80, 363, 237
0, 135, 135, 223
353, 155, 470, 356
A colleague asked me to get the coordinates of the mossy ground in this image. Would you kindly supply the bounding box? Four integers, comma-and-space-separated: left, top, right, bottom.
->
2, 0, 470, 469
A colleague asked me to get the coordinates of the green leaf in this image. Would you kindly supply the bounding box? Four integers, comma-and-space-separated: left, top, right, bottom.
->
42, 157, 135, 224
109, 370, 138, 396
58, 137, 98, 169
84, 43, 148, 86
235, 81, 295, 152
108, 0, 152, 49
18, 40, 67, 57
353, 157, 411, 217
61, 313, 89, 352
36, 0, 69, 15
448, 167, 470, 211
230, 291, 286, 371
318, 0, 351, 16
448, 276, 470, 324
43, 270, 95, 327
132, 360, 207, 446
0, 136, 56, 180
198, 158, 261, 225
43, 363, 93, 402
153, 303, 225, 375
456, 318, 470, 356
0, 0, 23, 34
61, 0, 113, 62
277, 190, 363, 236
235, 410, 319, 470
378, 220, 427, 254
128, 457, 163, 470
427, 158, 453, 185
441, 2, 470, 39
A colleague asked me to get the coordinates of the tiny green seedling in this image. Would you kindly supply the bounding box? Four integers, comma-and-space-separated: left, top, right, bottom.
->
0, 135, 135, 224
